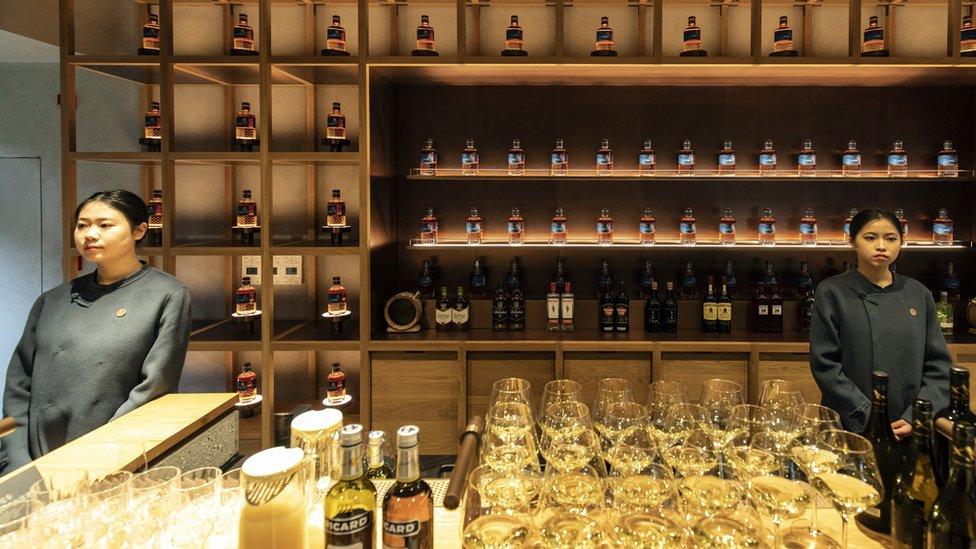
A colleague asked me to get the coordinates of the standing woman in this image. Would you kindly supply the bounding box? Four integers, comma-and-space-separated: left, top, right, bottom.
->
810, 208, 950, 436
1, 190, 191, 473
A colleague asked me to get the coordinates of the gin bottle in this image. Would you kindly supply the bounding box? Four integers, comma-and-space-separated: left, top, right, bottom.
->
550, 207, 568, 245
506, 15, 524, 51
596, 208, 614, 246
887, 140, 908, 177
963, 16, 976, 55
677, 139, 695, 176
758, 139, 777, 176
142, 13, 160, 53
639, 208, 656, 245
507, 139, 525, 176
798, 139, 816, 176
717, 140, 736, 176
325, 102, 345, 140
894, 208, 908, 237
718, 208, 736, 245
843, 207, 859, 243
638, 139, 656, 176
758, 208, 776, 245
842, 140, 862, 176
419, 138, 438, 175
862, 15, 885, 54
679, 207, 697, 245
551, 139, 568, 176
461, 139, 479, 176
237, 189, 257, 227
144, 101, 161, 142
596, 138, 614, 176
419, 207, 438, 244
418, 259, 434, 299
416, 15, 435, 51
772, 16, 793, 53
233, 13, 255, 52
595, 16, 614, 52
937, 292, 954, 335
466, 207, 483, 245
799, 207, 818, 245
938, 140, 959, 177
507, 208, 525, 245
326, 15, 346, 52
683, 16, 702, 53
933, 208, 954, 246
235, 102, 256, 141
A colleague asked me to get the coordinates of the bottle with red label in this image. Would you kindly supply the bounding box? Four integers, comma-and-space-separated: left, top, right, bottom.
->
235, 277, 257, 315
327, 362, 347, 404
327, 189, 346, 227
329, 276, 348, 314
326, 102, 345, 140
236, 362, 257, 403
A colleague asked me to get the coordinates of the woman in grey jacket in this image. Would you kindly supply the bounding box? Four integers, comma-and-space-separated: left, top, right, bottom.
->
810, 208, 950, 437
1, 190, 191, 474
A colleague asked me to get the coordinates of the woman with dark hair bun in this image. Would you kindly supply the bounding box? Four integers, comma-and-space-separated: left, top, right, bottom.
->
1, 190, 191, 473
810, 207, 950, 437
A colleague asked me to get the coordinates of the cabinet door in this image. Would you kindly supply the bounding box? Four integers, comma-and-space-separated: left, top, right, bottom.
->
564, 352, 652, 407
756, 352, 821, 406
467, 351, 555, 420
371, 351, 460, 454
657, 351, 749, 403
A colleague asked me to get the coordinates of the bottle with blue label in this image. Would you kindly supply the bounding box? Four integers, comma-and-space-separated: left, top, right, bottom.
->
551, 139, 568, 176
507, 207, 525, 245
894, 208, 909, 237
232, 13, 255, 53
419, 207, 438, 244
843, 207, 859, 243
679, 262, 698, 300
678, 139, 695, 176
798, 139, 816, 176
639, 208, 656, 245
963, 16, 976, 55
508, 139, 526, 176
141, 13, 160, 53
758, 139, 777, 176
596, 138, 614, 176
326, 102, 346, 140
842, 140, 862, 177
679, 207, 697, 245
419, 138, 438, 176
862, 15, 886, 55
938, 140, 959, 178
887, 140, 908, 177
933, 208, 954, 246
597, 208, 614, 245
772, 16, 793, 54
683, 16, 702, 53
416, 15, 435, 52
465, 207, 483, 245
418, 259, 434, 298
326, 15, 346, 53
505, 15, 524, 52
550, 207, 568, 245
718, 140, 736, 176
758, 208, 776, 245
638, 139, 656, 176
799, 208, 818, 246
461, 139, 479, 176
595, 16, 614, 52
718, 208, 736, 245
469, 258, 488, 299
941, 261, 961, 301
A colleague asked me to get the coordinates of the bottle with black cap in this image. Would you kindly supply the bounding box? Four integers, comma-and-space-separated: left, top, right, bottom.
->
856, 370, 900, 534
933, 366, 976, 488
382, 425, 434, 548
926, 420, 976, 547
891, 398, 939, 548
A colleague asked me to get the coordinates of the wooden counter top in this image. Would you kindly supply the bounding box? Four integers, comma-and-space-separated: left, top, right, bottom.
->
1, 393, 237, 482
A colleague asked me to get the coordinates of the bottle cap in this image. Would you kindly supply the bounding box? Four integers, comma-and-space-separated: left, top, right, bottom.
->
291, 408, 343, 434
242, 446, 304, 479
397, 425, 420, 448
368, 430, 386, 446
340, 423, 364, 446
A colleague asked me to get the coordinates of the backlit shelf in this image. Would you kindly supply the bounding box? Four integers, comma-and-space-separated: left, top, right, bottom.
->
407, 168, 973, 179
408, 239, 971, 250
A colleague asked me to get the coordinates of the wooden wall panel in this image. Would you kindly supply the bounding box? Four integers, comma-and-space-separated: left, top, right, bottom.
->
466, 351, 555, 420
756, 352, 822, 406
657, 351, 749, 402
563, 351, 652, 406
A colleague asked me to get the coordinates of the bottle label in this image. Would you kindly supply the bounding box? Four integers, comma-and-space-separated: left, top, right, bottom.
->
597, 29, 613, 42
236, 115, 255, 128
328, 203, 345, 217
471, 275, 486, 288
616, 304, 628, 320
384, 519, 422, 538
328, 376, 346, 394
718, 153, 735, 167
329, 292, 347, 306
466, 221, 482, 234
759, 153, 777, 167
144, 27, 160, 39
842, 153, 861, 167
461, 152, 478, 166
664, 309, 677, 323
683, 28, 701, 43
863, 28, 884, 44
703, 303, 718, 321
417, 28, 434, 41
717, 303, 732, 321
145, 115, 159, 127
964, 27, 976, 42
639, 221, 655, 235
601, 303, 615, 320
678, 153, 695, 166
419, 222, 435, 234
771, 304, 783, 316
719, 222, 735, 235
547, 297, 560, 320
551, 152, 567, 167
596, 152, 612, 166
507, 152, 525, 167
938, 154, 958, 168
327, 115, 344, 129
551, 221, 567, 234
236, 293, 253, 305
774, 29, 793, 43
506, 28, 523, 41
327, 28, 344, 40
941, 320, 954, 329
798, 153, 816, 167
639, 153, 656, 167
508, 222, 524, 235
799, 222, 817, 235
561, 297, 574, 320
681, 275, 696, 290
887, 153, 907, 167
680, 222, 696, 235
758, 304, 769, 315
843, 222, 851, 236
418, 275, 432, 288
933, 222, 953, 236
435, 308, 452, 324
596, 221, 612, 234
452, 306, 469, 324
234, 26, 251, 39
420, 152, 436, 166
943, 276, 961, 290
758, 222, 775, 235
327, 511, 372, 536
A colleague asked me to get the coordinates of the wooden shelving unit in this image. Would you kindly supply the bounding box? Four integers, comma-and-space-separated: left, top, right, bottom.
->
61, 0, 976, 454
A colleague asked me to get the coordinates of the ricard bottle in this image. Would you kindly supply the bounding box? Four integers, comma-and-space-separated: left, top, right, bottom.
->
325, 425, 376, 549
382, 426, 434, 549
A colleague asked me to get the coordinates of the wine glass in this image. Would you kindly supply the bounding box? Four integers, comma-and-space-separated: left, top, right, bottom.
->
609, 511, 684, 547
760, 379, 806, 411
647, 381, 688, 448
729, 404, 769, 445
539, 463, 606, 517
662, 403, 707, 448
596, 401, 648, 455
691, 505, 768, 547
811, 430, 884, 548
544, 428, 607, 477
0, 500, 34, 545
592, 378, 635, 427
490, 378, 535, 416
540, 401, 595, 459
675, 451, 746, 519
462, 514, 536, 549
607, 461, 677, 514
541, 380, 583, 417
746, 444, 813, 546
537, 512, 603, 549
465, 464, 539, 519
700, 379, 744, 409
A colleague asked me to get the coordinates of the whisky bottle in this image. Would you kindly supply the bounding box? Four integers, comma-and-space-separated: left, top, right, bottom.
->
768, 283, 783, 333
717, 279, 732, 333
141, 13, 160, 53
236, 362, 257, 403
365, 431, 392, 480
758, 139, 777, 176
461, 139, 480, 176
596, 138, 614, 176
639, 208, 656, 245
677, 139, 695, 176
937, 292, 954, 335
596, 208, 614, 246
772, 16, 793, 53
761, 260, 777, 288
599, 282, 616, 333
963, 16, 976, 56
887, 140, 908, 177
795, 260, 813, 297
894, 208, 909, 237
418, 259, 434, 299
326, 15, 346, 52
416, 15, 435, 52
505, 258, 523, 294
645, 281, 661, 333
326, 102, 346, 140
679, 207, 697, 245
144, 101, 161, 142
858, 371, 899, 535
505, 15, 524, 52
843, 261, 853, 273
452, 287, 470, 331
551, 139, 569, 176
232, 13, 255, 53
560, 282, 575, 332
547, 282, 561, 332
933, 208, 954, 245
326, 362, 347, 404
718, 140, 736, 176
638, 139, 656, 176
553, 258, 568, 293
235, 102, 257, 141
891, 399, 938, 549
754, 282, 770, 333
942, 261, 961, 302
419, 139, 438, 176
926, 421, 976, 548
147, 189, 163, 229
550, 207, 568, 245
758, 208, 776, 245
724, 259, 738, 299
799, 208, 818, 246
842, 140, 862, 177
595, 16, 614, 52
235, 276, 257, 315
798, 139, 816, 176
663, 282, 678, 333
435, 287, 452, 331
718, 208, 736, 246
328, 277, 348, 314
798, 287, 815, 334
507, 208, 525, 245
702, 276, 718, 332
843, 207, 859, 243
325, 424, 376, 549
862, 15, 886, 55
237, 189, 258, 227
639, 260, 655, 298
683, 16, 703, 53
933, 368, 976, 487
507, 139, 526, 176
679, 261, 697, 300
492, 283, 509, 331
469, 258, 488, 299
615, 281, 630, 333
596, 260, 613, 298
382, 426, 434, 549
327, 189, 346, 227
508, 284, 525, 331
938, 140, 959, 177
419, 208, 438, 244
466, 207, 483, 245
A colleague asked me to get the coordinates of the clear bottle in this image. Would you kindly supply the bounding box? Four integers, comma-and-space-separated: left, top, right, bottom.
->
798, 139, 816, 176
718, 208, 736, 245
326, 102, 345, 140
419, 207, 438, 244
683, 16, 702, 53
933, 208, 954, 245
862, 15, 886, 54
365, 431, 393, 480
772, 15, 793, 53
679, 207, 697, 245
887, 140, 908, 177
842, 140, 862, 177
326, 362, 347, 404
148, 189, 163, 228
328, 276, 348, 314
236, 362, 257, 403
465, 207, 483, 245
938, 140, 959, 177
894, 208, 909, 238
843, 207, 859, 243
550, 207, 568, 245
718, 140, 736, 176
596, 16, 614, 52
461, 139, 479, 176
142, 13, 160, 52
596, 208, 614, 246
326, 189, 346, 227
506, 15, 524, 51
596, 138, 614, 176
963, 16, 976, 55
638, 139, 656, 176
382, 426, 434, 549
677, 139, 696, 176
639, 208, 656, 245
416, 15, 435, 52
237, 189, 258, 227
507, 207, 525, 245
326, 15, 346, 52
235, 102, 256, 141
507, 139, 525, 176
325, 425, 377, 549
758, 139, 777, 176
419, 138, 438, 176
799, 207, 818, 245
235, 276, 257, 315
758, 208, 776, 245
233, 13, 255, 52
938, 292, 954, 335
551, 139, 568, 176
144, 101, 161, 141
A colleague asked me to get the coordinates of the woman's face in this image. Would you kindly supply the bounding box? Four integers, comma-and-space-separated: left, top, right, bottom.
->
74, 201, 146, 264
852, 217, 902, 269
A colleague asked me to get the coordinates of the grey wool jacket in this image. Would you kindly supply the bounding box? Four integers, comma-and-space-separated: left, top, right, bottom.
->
810, 269, 951, 433
1, 264, 191, 473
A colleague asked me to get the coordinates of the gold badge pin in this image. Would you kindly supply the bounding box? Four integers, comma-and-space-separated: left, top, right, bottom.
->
116, 308, 127, 318
909, 307, 918, 317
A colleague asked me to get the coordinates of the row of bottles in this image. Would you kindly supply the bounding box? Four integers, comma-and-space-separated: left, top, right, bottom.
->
418, 206, 956, 246
235, 276, 347, 315
234, 360, 347, 406
419, 137, 960, 177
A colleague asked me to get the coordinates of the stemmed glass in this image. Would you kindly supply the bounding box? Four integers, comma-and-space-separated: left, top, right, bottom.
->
646, 381, 688, 448
760, 379, 806, 411
810, 430, 884, 548
540, 402, 606, 475
596, 401, 648, 455
746, 437, 813, 546
592, 378, 635, 428
490, 378, 535, 416
662, 403, 707, 448
537, 464, 606, 548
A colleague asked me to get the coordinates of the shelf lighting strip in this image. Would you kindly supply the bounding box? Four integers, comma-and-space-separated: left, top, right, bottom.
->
408, 169, 972, 178
408, 240, 969, 249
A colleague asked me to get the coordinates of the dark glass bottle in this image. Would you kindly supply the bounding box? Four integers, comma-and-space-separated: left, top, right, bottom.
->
597, 260, 613, 298
492, 283, 509, 331
724, 259, 737, 299
942, 261, 961, 302
639, 260, 655, 299
663, 281, 678, 333
754, 283, 770, 333
508, 284, 525, 331
795, 260, 813, 298
418, 259, 434, 299
760, 260, 777, 287
452, 287, 470, 331
615, 282, 629, 333
469, 258, 487, 299
798, 288, 815, 334
716, 278, 732, 333
553, 258, 568, 293
926, 421, 976, 548
702, 276, 717, 332
891, 399, 938, 549
858, 371, 900, 535
768, 283, 783, 333
505, 258, 522, 295
934, 367, 976, 487
435, 287, 453, 331
679, 261, 697, 300
600, 282, 616, 333
645, 281, 661, 333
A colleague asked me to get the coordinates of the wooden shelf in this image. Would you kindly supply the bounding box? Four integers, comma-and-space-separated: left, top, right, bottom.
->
173, 240, 264, 255
70, 151, 162, 164
271, 58, 361, 85
407, 240, 971, 250
272, 318, 360, 349
171, 152, 261, 164
406, 171, 975, 181
271, 241, 360, 255
190, 319, 262, 345
270, 152, 359, 164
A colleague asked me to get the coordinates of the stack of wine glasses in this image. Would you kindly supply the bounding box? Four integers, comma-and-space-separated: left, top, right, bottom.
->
461, 377, 885, 548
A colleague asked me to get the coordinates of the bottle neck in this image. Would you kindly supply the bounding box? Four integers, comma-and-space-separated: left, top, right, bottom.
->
367, 443, 384, 469
340, 441, 364, 480
866, 389, 894, 440
950, 380, 970, 411
396, 443, 421, 483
